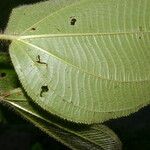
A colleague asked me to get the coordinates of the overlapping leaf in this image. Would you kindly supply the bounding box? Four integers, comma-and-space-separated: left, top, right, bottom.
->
0, 88, 122, 150
4, 0, 150, 123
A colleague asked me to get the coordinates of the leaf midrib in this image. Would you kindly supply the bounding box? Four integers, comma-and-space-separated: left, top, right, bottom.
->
0, 31, 150, 41
18, 30, 150, 39
18, 39, 150, 83
1, 29, 150, 41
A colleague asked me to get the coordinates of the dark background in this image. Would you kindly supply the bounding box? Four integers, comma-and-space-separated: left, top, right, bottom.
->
0, 0, 150, 150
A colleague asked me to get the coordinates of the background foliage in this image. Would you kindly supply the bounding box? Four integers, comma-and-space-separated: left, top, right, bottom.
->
0, 0, 150, 150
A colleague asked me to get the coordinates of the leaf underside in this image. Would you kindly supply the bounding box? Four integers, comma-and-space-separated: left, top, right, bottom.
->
0, 52, 122, 150
1, 88, 122, 150
6, 0, 150, 123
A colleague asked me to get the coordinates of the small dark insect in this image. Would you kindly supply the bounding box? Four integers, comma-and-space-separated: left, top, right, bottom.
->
70, 17, 77, 25
36, 55, 47, 66
40, 85, 49, 97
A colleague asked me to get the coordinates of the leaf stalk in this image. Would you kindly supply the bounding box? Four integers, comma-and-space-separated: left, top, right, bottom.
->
0, 34, 18, 41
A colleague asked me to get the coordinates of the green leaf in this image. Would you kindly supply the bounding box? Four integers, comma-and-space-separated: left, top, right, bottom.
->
3, 0, 150, 123
0, 88, 122, 150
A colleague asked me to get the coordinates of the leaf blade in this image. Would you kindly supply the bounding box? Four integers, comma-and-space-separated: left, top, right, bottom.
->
6, 0, 150, 123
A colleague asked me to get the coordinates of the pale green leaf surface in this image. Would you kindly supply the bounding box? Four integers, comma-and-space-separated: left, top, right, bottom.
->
0, 88, 122, 150
5, 0, 150, 123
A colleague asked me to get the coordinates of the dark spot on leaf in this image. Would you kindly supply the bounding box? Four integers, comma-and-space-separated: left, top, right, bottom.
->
0, 72, 6, 78
40, 85, 49, 97
57, 28, 60, 31
70, 17, 77, 25
31, 27, 36, 31
36, 55, 47, 66
138, 26, 143, 39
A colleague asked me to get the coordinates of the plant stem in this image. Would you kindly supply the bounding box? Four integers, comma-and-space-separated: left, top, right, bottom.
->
0, 34, 18, 41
